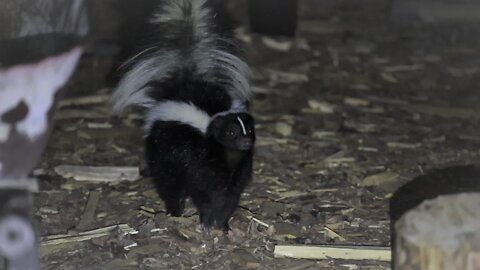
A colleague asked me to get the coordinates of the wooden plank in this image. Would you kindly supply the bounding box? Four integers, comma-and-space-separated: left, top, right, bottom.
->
274, 245, 391, 261
54, 165, 140, 182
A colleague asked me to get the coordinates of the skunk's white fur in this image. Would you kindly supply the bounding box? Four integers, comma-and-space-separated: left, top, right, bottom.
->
237, 116, 247, 135
144, 101, 211, 134
151, 0, 210, 34
111, 0, 251, 113
143, 99, 248, 135
112, 52, 180, 111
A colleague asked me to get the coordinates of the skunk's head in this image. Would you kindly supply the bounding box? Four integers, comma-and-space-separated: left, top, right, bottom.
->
208, 113, 255, 151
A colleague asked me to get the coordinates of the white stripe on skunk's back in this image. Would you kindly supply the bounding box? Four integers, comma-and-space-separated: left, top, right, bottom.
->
144, 101, 211, 134
151, 0, 210, 37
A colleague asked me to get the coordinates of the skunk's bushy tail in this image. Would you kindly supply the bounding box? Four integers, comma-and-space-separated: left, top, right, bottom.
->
111, 0, 251, 113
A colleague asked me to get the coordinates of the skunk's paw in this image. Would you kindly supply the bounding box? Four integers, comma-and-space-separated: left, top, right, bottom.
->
166, 209, 182, 217
197, 224, 212, 235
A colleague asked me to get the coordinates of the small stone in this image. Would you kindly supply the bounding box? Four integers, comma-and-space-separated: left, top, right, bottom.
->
275, 122, 292, 137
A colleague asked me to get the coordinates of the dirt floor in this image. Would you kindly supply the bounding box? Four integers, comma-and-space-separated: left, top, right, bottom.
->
35, 1, 480, 269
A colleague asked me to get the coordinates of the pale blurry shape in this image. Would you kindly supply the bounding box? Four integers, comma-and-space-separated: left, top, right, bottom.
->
0, 47, 83, 141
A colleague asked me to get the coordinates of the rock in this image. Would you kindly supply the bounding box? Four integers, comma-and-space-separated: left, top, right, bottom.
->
276, 122, 293, 137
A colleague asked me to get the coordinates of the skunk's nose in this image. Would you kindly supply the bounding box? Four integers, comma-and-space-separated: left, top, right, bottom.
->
237, 138, 253, 150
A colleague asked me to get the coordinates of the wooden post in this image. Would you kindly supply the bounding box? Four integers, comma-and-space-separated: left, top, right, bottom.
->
394, 193, 480, 269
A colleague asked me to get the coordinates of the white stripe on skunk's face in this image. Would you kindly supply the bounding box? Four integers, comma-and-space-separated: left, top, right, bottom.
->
144, 101, 211, 134
237, 116, 247, 135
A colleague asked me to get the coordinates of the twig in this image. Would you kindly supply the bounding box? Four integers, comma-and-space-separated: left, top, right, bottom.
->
248, 216, 270, 228
324, 226, 346, 241
58, 94, 110, 108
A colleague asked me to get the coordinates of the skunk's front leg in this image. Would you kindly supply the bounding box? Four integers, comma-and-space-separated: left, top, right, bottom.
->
193, 189, 222, 229
212, 190, 242, 231
210, 159, 254, 230
192, 189, 241, 231
191, 189, 228, 230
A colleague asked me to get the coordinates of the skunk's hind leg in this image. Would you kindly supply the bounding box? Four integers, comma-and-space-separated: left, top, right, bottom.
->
154, 176, 186, 217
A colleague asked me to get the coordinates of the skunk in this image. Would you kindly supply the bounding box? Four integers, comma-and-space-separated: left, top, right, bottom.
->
146, 105, 255, 229
111, 0, 255, 230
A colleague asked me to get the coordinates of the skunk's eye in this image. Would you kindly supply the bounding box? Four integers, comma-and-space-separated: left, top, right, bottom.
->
225, 126, 239, 137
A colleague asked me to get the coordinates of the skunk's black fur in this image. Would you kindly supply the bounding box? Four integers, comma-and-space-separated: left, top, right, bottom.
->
111, 0, 255, 230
